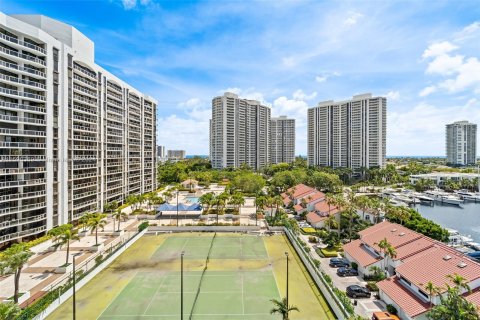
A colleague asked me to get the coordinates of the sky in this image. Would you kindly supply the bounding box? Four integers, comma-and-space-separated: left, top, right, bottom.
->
2, 0, 479, 156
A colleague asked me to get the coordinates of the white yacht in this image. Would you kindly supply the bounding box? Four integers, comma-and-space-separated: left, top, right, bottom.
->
455, 190, 480, 201
424, 190, 463, 206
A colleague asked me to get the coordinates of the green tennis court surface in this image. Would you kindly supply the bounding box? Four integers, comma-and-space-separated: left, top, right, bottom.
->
98, 270, 280, 319
151, 235, 269, 260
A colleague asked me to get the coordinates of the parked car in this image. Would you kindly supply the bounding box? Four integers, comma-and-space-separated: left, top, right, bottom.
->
346, 285, 371, 298
329, 257, 350, 268
372, 312, 400, 320
337, 267, 359, 277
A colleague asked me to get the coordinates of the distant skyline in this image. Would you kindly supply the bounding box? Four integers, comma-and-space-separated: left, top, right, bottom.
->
2, 0, 479, 156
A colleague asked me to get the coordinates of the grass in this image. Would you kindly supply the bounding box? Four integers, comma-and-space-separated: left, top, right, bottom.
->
47, 233, 336, 320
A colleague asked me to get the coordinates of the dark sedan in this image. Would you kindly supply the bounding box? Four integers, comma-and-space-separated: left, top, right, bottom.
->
329, 257, 350, 268
336, 267, 359, 277
346, 285, 371, 298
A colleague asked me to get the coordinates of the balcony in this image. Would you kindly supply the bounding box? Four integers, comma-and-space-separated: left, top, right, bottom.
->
72, 190, 97, 200
73, 93, 97, 106
0, 87, 46, 101
0, 33, 46, 55
0, 59, 46, 79
0, 190, 45, 203
73, 74, 96, 90
0, 101, 46, 114
0, 213, 47, 231
0, 225, 47, 244
73, 84, 97, 98
0, 202, 46, 216
73, 103, 97, 116
0, 141, 46, 149
0, 167, 45, 175
73, 64, 96, 80
0, 46, 46, 67
0, 73, 46, 90
0, 128, 46, 136
0, 178, 46, 188
0, 155, 46, 162
0, 114, 46, 125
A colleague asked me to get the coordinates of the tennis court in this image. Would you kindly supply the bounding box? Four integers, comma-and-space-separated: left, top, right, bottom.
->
47, 233, 336, 320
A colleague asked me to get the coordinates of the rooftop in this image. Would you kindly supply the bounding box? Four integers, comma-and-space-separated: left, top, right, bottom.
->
343, 239, 382, 267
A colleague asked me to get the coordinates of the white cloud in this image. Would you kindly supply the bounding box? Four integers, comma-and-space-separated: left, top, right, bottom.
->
220, 87, 265, 102
385, 91, 400, 101
439, 57, 480, 93
292, 89, 317, 101
315, 75, 327, 83
157, 114, 209, 154
315, 71, 340, 83
422, 41, 458, 59
426, 53, 464, 75
120, 0, 151, 9
178, 98, 204, 109
388, 101, 480, 156
419, 85, 436, 97
344, 11, 364, 26
454, 21, 480, 42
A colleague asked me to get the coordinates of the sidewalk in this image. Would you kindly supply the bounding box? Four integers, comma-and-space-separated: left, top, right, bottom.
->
0, 217, 140, 306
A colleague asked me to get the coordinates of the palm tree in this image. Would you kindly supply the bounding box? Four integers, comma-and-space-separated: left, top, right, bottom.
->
55, 226, 80, 265
88, 213, 108, 246
0, 301, 21, 319
447, 273, 471, 293
103, 200, 119, 215
0, 243, 33, 303
325, 214, 337, 233
199, 192, 215, 214
355, 195, 371, 220
230, 192, 245, 214
125, 194, 138, 210
255, 195, 267, 226
79, 213, 92, 232
270, 297, 299, 320
272, 195, 284, 222
384, 245, 397, 275
424, 281, 441, 307
374, 237, 391, 272
216, 192, 230, 223
112, 209, 128, 232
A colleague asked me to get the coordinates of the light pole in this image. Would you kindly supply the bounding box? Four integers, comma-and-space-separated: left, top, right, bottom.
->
72, 252, 82, 320
181, 251, 185, 320
176, 190, 179, 226
285, 251, 289, 314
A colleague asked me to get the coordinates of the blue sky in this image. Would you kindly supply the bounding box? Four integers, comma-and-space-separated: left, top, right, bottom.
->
2, 0, 479, 156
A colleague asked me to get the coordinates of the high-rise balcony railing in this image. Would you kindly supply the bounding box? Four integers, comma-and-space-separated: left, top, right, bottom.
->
73, 74, 97, 90
73, 64, 96, 79
72, 190, 97, 200
0, 59, 46, 78
73, 84, 97, 98
73, 93, 97, 106
0, 225, 47, 244
0, 87, 46, 101
0, 190, 45, 202
0, 101, 46, 114
0, 213, 47, 231
0, 141, 46, 149
0, 128, 45, 136
73, 103, 97, 116
0, 114, 46, 125
0, 33, 46, 54
0, 74, 46, 90
0, 178, 46, 188
0, 202, 46, 216
0, 167, 45, 175
0, 46, 46, 66
0, 155, 46, 162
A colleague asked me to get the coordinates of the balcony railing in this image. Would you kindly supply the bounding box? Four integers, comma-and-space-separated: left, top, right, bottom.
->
0, 142, 46, 148
0, 59, 46, 78
0, 190, 46, 202
0, 128, 46, 136
0, 178, 46, 188
0, 33, 46, 54
0, 87, 46, 101
0, 73, 46, 90
0, 101, 46, 113
0, 46, 46, 66
0, 114, 46, 125
0, 225, 47, 244
73, 74, 96, 89
0, 202, 46, 215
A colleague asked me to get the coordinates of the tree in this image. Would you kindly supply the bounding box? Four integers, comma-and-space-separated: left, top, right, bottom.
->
215, 192, 230, 223
374, 237, 392, 272
199, 192, 215, 214
355, 195, 371, 220
0, 243, 33, 303
306, 171, 342, 193
325, 214, 338, 233
270, 297, 299, 320
230, 172, 265, 194
103, 200, 119, 215
125, 194, 139, 210
0, 302, 21, 320
230, 192, 245, 214
447, 274, 470, 293
79, 213, 92, 232
423, 281, 441, 307
112, 209, 128, 232
55, 225, 80, 265
255, 195, 267, 225
272, 195, 284, 222
428, 284, 479, 320
88, 213, 107, 246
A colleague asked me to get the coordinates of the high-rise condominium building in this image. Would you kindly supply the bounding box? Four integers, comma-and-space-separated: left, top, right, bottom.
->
308, 93, 386, 170
167, 149, 186, 160
270, 116, 295, 164
0, 14, 157, 245
157, 145, 166, 159
446, 121, 477, 166
209, 92, 270, 170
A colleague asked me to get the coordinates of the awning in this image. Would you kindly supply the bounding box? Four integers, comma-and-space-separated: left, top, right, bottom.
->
156, 203, 202, 211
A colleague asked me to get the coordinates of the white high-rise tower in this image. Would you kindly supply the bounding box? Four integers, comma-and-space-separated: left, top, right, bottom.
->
446, 121, 477, 166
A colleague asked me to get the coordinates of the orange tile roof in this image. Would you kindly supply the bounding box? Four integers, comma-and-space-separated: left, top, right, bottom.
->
377, 277, 430, 318
359, 221, 424, 252
306, 212, 326, 224
393, 237, 436, 261
303, 191, 325, 203
285, 184, 316, 199
395, 245, 480, 292
465, 288, 480, 309
314, 201, 339, 214
293, 204, 304, 213
343, 239, 382, 267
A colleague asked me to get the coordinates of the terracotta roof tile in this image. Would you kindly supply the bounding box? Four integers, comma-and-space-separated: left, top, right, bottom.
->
306, 212, 326, 224
396, 245, 480, 291
343, 239, 382, 267
377, 277, 430, 318
359, 221, 424, 251
314, 201, 339, 214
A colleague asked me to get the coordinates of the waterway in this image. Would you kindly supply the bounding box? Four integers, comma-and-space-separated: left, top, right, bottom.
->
414, 201, 480, 242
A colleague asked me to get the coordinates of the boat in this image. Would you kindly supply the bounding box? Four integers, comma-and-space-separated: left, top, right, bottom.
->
424, 190, 463, 206
454, 190, 480, 202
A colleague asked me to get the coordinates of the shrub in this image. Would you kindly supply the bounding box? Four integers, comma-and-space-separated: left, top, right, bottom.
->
138, 221, 149, 231
302, 227, 316, 234
386, 304, 398, 315
95, 254, 103, 265
308, 236, 318, 243
313, 259, 321, 268
320, 247, 339, 258
25, 235, 52, 249
366, 281, 379, 292
351, 262, 358, 270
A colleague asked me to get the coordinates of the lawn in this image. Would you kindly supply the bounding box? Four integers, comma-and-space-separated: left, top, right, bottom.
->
47, 233, 335, 320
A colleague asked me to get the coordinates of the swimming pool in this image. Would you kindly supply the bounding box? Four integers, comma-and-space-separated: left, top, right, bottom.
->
185, 196, 199, 203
